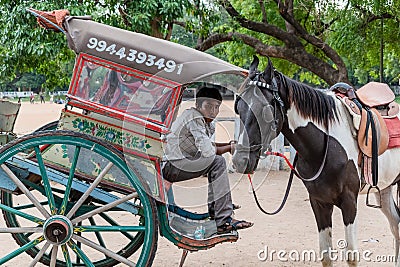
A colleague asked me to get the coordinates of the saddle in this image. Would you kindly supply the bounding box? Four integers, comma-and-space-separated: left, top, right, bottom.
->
331, 82, 398, 195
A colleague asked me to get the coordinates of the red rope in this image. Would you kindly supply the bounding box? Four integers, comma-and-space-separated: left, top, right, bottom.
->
264, 151, 295, 170
247, 173, 253, 187
247, 151, 295, 188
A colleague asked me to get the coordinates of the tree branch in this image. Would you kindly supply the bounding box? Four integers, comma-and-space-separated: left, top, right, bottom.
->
273, 0, 346, 72
353, 4, 396, 26
173, 20, 186, 28
218, 0, 302, 47
315, 18, 338, 36
206, 1, 350, 84
196, 33, 234, 51
164, 22, 173, 40
118, 6, 132, 28
283, 0, 295, 34
258, 0, 268, 24
197, 32, 344, 85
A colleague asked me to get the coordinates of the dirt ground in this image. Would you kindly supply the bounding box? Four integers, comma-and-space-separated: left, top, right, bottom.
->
4, 102, 398, 266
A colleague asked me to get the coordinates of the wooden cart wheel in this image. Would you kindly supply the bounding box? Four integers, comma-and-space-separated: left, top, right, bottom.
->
33, 120, 59, 132
0, 130, 158, 267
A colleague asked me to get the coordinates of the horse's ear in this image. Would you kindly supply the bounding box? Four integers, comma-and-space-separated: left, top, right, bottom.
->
249, 55, 259, 79
262, 57, 274, 83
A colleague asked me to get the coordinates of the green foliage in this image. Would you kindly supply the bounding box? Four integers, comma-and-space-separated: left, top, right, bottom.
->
123, 0, 190, 35
327, 0, 400, 84
204, 0, 399, 86
14, 73, 45, 90
0, 0, 190, 92
0, 0, 398, 91
0, 1, 92, 91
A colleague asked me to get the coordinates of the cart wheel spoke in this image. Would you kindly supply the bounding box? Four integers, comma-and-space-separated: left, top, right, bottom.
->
66, 162, 114, 219
34, 146, 57, 215
61, 244, 72, 267
29, 241, 51, 267
0, 236, 45, 265
73, 234, 135, 267
76, 225, 145, 232
71, 192, 137, 224
76, 221, 82, 264
49, 245, 58, 267
0, 164, 50, 219
88, 217, 106, 248
14, 201, 49, 211
99, 212, 135, 240
59, 146, 81, 215
0, 227, 42, 233
67, 239, 95, 267
0, 202, 44, 224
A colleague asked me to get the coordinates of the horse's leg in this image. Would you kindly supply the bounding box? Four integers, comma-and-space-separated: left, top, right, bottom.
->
338, 192, 358, 267
376, 186, 400, 266
310, 198, 334, 267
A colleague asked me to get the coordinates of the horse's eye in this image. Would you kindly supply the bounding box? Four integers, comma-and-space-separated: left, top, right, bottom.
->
262, 105, 274, 122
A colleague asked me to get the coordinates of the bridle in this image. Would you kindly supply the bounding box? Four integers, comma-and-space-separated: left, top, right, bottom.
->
234, 71, 285, 156
235, 70, 330, 182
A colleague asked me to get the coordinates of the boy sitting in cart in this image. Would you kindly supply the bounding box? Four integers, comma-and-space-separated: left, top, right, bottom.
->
162, 85, 253, 234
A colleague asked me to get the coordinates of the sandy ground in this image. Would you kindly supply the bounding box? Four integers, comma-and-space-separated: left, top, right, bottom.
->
2, 102, 398, 266
13, 102, 66, 136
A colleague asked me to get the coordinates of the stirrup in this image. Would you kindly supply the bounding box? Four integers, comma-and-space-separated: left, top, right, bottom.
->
366, 185, 382, 208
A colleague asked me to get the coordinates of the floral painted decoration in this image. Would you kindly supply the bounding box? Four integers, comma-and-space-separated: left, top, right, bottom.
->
72, 118, 152, 153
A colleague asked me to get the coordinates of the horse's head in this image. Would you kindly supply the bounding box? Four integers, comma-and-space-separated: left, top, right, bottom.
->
232, 56, 287, 173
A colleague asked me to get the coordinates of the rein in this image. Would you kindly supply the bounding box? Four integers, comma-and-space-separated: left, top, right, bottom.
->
246, 152, 297, 215
246, 143, 327, 216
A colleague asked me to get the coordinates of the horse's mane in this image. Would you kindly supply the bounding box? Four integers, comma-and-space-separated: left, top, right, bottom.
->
277, 72, 338, 129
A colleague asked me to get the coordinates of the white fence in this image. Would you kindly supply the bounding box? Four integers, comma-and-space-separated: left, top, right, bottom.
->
0, 91, 32, 98
0, 91, 68, 99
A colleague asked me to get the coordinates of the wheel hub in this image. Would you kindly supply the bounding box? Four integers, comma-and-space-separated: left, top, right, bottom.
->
43, 215, 73, 245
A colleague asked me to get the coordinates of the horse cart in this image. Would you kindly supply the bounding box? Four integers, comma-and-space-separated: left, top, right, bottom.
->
0, 10, 247, 266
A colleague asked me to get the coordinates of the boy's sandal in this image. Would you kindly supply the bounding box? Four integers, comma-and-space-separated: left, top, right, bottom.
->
233, 203, 241, 210
217, 217, 253, 234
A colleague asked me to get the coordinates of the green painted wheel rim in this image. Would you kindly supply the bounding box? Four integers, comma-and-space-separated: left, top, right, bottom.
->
0, 131, 157, 266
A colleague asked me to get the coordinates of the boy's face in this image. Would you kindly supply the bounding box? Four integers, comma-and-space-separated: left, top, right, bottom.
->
197, 98, 221, 120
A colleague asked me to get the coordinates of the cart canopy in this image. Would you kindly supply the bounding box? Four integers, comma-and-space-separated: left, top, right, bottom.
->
63, 17, 247, 87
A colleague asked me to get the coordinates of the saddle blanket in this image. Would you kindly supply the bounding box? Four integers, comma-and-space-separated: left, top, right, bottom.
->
384, 117, 400, 148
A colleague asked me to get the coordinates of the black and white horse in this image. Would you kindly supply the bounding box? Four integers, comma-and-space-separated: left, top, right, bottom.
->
232, 56, 400, 267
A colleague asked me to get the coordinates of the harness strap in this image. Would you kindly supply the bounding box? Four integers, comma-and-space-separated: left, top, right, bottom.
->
288, 133, 329, 182
352, 99, 379, 187
368, 108, 379, 186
